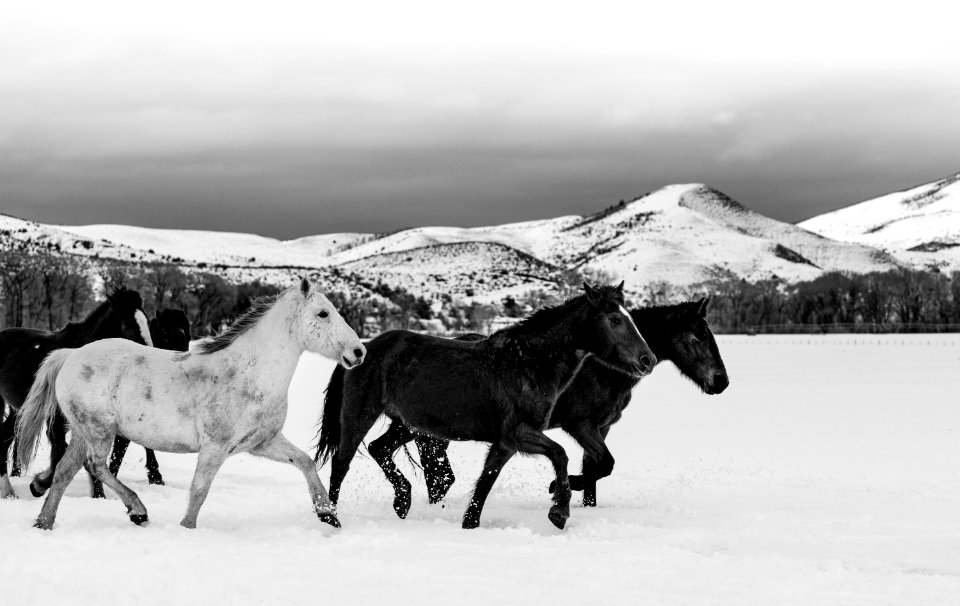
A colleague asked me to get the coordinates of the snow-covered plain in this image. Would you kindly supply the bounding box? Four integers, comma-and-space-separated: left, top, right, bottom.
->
2, 335, 959, 605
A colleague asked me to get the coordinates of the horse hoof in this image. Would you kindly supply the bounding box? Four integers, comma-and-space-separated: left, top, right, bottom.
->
393, 494, 411, 519
318, 512, 341, 528
129, 514, 149, 526
29, 482, 47, 498
33, 519, 54, 530
462, 516, 480, 530
147, 474, 165, 486
10, 468, 21, 477
92, 490, 106, 500
548, 509, 568, 530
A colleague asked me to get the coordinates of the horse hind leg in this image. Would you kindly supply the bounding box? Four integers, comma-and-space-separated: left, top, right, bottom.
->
34, 439, 87, 529
85, 436, 149, 525
30, 408, 68, 498
328, 406, 382, 507
250, 433, 339, 528
415, 435, 455, 505
181, 446, 229, 529
368, 420, 416, 519
0, 408, 16, 498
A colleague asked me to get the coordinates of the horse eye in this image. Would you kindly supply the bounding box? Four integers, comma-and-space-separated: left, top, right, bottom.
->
610, 315, 622, 325
318, 311, 329, 319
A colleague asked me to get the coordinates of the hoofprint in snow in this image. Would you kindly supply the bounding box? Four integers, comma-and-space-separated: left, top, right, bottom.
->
2, 336, 958, 605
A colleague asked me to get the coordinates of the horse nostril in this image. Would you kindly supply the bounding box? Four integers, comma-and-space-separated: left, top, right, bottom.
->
353, 348, 364, 359
713, 373, 729, 392
639, 355, 653, 369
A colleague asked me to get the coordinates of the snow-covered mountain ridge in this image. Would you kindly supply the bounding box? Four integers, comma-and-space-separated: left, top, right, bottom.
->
6, 177, 953, 303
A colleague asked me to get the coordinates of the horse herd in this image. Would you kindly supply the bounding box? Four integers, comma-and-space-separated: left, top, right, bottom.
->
0, 278, 728, 532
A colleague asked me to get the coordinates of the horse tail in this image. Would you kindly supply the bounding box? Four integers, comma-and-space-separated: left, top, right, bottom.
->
314, 363, 346, 465
16, 349, 72, 469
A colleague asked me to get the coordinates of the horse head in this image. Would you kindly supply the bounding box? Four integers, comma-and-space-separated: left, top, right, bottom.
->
150, 308, 191, 352
106, 288, 153, 347
294, 277, 365, 369
578, 282, 655, 378
655, 297, 729, 394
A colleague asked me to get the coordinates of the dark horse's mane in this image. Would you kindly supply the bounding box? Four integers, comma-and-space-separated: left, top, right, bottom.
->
196, 294, 279, 354
56, 287, 143, 337
488, 285, 622, 347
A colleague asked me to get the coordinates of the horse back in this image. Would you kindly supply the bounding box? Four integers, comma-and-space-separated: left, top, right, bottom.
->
350, 330, 508, 442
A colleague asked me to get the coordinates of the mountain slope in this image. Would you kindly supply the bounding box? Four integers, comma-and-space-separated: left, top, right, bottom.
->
799, 172, 960, 271
799, 173, 960, 250
64, 224, 371, 268
338, 241, 563, 301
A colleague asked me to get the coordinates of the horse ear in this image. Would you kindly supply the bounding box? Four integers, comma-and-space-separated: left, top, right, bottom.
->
583, 282, 599, 305
300, 277, 311, 297
615, 281, 624, 293
697, 297, 710, 317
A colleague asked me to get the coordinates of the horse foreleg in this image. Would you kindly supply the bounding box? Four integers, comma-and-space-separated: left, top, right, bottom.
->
581, 425, 612, 507
107, 435, 130, 477
414, 434, 455, 504
180, 446, 228, 529
368, 421, 416, 518
514, 423, 571, 529
250, 434, 339, 528
144, 448, 164, 485
462, 443, 516, 529
550, 421, 613, 500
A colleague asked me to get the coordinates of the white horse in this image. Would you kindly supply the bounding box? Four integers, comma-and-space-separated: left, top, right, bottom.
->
16, 278, 365, 530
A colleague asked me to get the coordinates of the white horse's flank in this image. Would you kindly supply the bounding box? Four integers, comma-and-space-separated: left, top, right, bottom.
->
16, 278, 365, 530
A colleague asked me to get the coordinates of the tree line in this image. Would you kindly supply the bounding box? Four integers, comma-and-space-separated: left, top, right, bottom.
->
641, 269, 960, 333
4, 247, 960, 335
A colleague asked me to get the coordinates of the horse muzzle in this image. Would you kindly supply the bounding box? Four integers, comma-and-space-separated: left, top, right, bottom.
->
340, 345, 366, 369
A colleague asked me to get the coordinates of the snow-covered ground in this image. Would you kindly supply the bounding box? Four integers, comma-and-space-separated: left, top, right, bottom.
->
2, 335, 959, 605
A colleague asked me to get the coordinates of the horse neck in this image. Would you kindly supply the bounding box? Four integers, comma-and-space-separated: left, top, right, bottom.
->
505, 304, 588, 389
631, 306, 685, 364
214, 296, 304, 395
59, 302, 114, 346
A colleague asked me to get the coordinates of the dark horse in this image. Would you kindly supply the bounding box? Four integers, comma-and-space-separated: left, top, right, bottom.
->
315, 283, 657, 529
412, 298, 729, 508
0, 288, 153, 499
84, 309, 192, 498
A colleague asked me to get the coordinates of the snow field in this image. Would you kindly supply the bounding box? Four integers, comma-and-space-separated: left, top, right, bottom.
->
2, 335, 959, 605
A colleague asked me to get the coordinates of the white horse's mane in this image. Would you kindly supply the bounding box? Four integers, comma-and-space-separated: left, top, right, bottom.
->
195, 292, 283, 355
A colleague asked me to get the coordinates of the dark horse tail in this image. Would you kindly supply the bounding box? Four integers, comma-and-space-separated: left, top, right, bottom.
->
314, 364, 346, 465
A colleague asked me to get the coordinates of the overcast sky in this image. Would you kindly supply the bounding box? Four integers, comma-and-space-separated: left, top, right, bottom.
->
2, 1, 959, 238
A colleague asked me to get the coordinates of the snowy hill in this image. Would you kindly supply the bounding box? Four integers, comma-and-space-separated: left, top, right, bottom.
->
799, 172, 960, 271
64, 223, 371, 268
338, 241, 563, 302
3, 180, 927, 303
